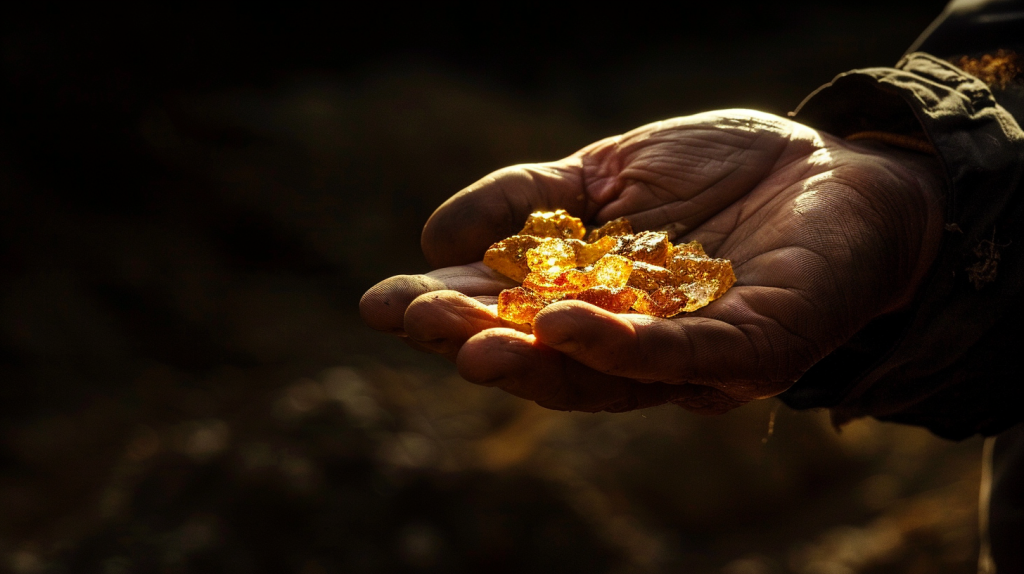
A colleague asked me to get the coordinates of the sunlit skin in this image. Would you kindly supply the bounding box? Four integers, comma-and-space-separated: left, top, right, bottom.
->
360, 110, 946, 415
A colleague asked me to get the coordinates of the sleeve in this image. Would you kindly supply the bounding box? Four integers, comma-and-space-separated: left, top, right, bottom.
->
777, 1, 1024, 440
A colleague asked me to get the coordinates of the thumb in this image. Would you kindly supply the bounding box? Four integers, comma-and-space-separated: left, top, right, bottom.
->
421, 160, 591, 268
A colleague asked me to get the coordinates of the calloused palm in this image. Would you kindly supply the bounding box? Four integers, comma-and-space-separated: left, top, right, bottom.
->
360, 110, 945, 414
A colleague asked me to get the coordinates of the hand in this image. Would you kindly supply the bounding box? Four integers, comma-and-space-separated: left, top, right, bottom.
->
360, 110, 946, 414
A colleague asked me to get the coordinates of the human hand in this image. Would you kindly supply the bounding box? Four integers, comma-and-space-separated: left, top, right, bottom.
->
360, 110, 945, 414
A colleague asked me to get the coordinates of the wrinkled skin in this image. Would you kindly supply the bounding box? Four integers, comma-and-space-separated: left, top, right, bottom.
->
360, 110, 946, 415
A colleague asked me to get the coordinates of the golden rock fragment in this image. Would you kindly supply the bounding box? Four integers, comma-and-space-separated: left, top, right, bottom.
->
612, 231, 671, 266
483, 235, 542, 282
519, 209, 586, 240
567, 286, 638, 314
523, 268, 591, 295
586, 217, 633, 243
631, 286, 690, 318
523, 254, 633, 295
680, 280, 723, 312
626, 261, 679, 292
526, 238, 578, 275
573, 235, 618, 266
667, 255, 736, 299
586, 255, 633, 289
670, 240, 707, 258
498, 287, 555, 325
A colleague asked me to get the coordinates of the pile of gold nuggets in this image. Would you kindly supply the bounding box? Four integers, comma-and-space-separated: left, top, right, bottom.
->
484, 210, 736, 325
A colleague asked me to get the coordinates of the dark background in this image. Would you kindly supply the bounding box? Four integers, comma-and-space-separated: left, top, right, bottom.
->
0, 4, 986, 573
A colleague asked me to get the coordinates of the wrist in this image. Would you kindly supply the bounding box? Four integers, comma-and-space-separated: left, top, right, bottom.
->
849, 139, 948, 313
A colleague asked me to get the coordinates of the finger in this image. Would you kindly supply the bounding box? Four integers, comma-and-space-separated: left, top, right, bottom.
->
404, 291, 503, 355
456, 328, 735, 413
359, 263, 515, 334
421, 161, 592, 268
531, 290, 817, 401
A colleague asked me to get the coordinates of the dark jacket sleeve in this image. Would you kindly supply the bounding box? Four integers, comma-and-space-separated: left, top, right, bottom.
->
778, 0, 1024, 440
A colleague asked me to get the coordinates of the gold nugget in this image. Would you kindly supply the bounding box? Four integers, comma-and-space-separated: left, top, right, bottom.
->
573, 235, 618, 266
484, 211, 735, 324
626, 261, 678, 292
523, 255, 633, 295
668, 253, 736, 299
586, 217, 633, 242
631, 286, 690, 318
567, 286, 638, 314
612, 231, 672, 266
519, 209, 586, 240
526, 238, 578, 275
498, 287, 554, 325
482, 235, 541, 282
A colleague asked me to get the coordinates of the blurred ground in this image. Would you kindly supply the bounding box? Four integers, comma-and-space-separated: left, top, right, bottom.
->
0, 5, 984, 573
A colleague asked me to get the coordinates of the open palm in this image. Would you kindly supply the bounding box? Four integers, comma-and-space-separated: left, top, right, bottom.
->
361, 110, 945, 414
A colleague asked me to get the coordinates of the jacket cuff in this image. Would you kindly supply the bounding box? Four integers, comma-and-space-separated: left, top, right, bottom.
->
780, 53, 1024, 440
